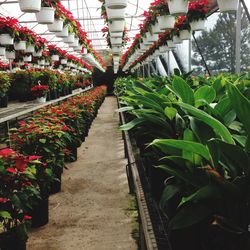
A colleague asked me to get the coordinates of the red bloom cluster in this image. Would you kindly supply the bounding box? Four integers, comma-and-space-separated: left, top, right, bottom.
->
31, 85, 49, 97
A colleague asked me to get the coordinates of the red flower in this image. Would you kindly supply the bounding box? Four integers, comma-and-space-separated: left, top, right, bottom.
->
0, 198, 10, 203
7, 167, 17, 174
0, 148, 16, 158
23, 215, 32, 220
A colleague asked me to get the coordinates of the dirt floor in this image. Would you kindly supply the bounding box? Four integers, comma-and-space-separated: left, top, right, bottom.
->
27, 96, 137, 250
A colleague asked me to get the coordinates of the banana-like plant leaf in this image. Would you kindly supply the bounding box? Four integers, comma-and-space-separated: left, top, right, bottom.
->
172, 76, 194, 105
227, 83, 250, 137
178, 102, 234, 144
119, 118, 143, 131
160, 185, 180, 211
151, 139, 211, 161
164, 107, 177, 121
116, 106, 134, 113
194, 85, 216, 107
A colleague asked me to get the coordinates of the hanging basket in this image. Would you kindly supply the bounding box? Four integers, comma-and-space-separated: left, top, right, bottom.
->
47, 18, 64, 32
82, 48, 88, 54
36, 96, 47, 103
106, 8, 125, 20
105, 0, 127, 9
56, 27, 69, 38
71, 37, 79, 47
61, 59, 67, 64
33, 50, 43, 57
109, 20, 125, 32
23, 55, 32, 62
38, 59, 45, 65
14, 41, 26, 50
179, 30, 191, 40
146, 32, 158, 43
0, 47, 5, 56
168, 0, 188, 16
157, 15, 176, 30
0, 34, 14, 46
35, 7, 55, 24
74, 46, 82, 52
51, 54, 59, 61
111, 37, 122, 45
25, 44, 35, 53
217, 0, 239, 12
190, 19, 206, 31
152, 23, 162, 34
112, 47, 120, 54
173, 35, 182, 44
63, 34, 75, 44
110, 32, 123, 38
18, 0, 41, 13
6, 51, 15, 59
167, 40, 176, 48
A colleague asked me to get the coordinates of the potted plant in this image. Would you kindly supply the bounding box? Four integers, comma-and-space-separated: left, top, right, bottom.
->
0, 17, 18, 45
5, 46, 16, 60
175, 16, 191, 40
105, 0, 127, 9
0, 73, 10, 108
187, 0, 210, 31
168, 0, 189, 16
14, 27, 29, 51
0, 47, 5, 56
0, 148, 40, 250
108, 20, 125, 33
35, 0, 58, 24
217, 0, 239, 12
47, 3, 64, 32
31, 83, 49, 103
106, 7, 126, 20
18, 0, 41, 13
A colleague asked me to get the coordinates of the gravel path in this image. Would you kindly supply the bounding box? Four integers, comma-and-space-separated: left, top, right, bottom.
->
27, 96, 136, 250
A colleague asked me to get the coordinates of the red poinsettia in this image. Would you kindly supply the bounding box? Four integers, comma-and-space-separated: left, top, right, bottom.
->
31, 85, 49, 97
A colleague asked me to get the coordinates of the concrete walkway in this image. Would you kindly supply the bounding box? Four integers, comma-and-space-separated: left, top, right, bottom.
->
28, 96, 136, 250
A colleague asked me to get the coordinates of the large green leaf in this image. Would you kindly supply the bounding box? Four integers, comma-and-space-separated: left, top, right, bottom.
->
151, 139, 211, 161
227, 83, 250, 137
194, 85, 216, 107
178, 103, 234, 144
172, 76, 194, 105
119, 118, 143, 131
160, 184, 180, 211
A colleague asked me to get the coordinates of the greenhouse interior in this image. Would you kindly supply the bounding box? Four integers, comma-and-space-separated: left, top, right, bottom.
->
0, 0, 249, 249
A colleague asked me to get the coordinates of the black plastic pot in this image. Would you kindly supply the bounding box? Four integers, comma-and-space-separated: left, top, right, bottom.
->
0, 224, 27, 250
50, 89, 58, 100
50, 167, 63, 195
0, 96, 8, 108
46, 91, 51, 102
31, 197, 49, 228
65, 146, 78, 163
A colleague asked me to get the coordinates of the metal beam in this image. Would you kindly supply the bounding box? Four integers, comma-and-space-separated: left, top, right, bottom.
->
235, 2, 241, 74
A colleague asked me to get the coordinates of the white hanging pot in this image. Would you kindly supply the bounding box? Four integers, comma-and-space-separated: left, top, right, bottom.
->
143, 38, 151, 45
36, 96, 46, 103
111, 37, 122, 45
74, 46, 82, 52
56, 27, 69, 38
168, 0, 188, 16
109, 20, 125, 32
71, 37, 79, 47
33, 50, 43, 57
106, 8, 125, 20
190, 19, 206, 31
6, 51, 15, 59
25, 44, 35, 53
47, 18, 64, 32
157, 15, 176, 30
173, 35, 182, 44
0, 47, 5, 56
167, 40, 176, 48
217, 0, 239, 12
35, 7, 55, 24
112, 47, 120, 54
23, 55, 32, 62
105, 0, 127, 9
18, 0, 41, 13
14, 41, 26, 50
152, 23, 162, 34
82, 48, 88, 54
179, 30, 191, 40
51, 54, 59, 61
110, 32, 123, 38
0, 34, 14, 45
146, 32, 158, 43
63, 34, 75, 44
61, 59, 67, 64
38, 59, 45, 65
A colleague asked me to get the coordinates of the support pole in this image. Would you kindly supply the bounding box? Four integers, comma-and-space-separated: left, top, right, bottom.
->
167, 51, 170, 76
188, 39, 192, 72
235, 2, 242, 74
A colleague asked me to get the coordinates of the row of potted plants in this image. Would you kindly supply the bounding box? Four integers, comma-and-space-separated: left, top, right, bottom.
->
115, 72, 250, 250
0, 85, 107, 249
0, 69, 92, 107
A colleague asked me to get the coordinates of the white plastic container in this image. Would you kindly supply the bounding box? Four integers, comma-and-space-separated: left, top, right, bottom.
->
157, 15, 176, 30
109, 20, 125, 32
168, 0, 188, 16
173, 35, 182, 44
14, 41, 26, 50
105, 0, 127, 9
36, 7, 55, 24
0, 47, 5, 56
112, 47, 121, 54
47, 19, 64, 32
190, 19, 206, 31
110, 32, 123, 38
25, 44, 35, 53
51, 54, 59, 61
0, 34, 14, 45
6, 51, 16, 59
33, 50, 43, 57
63, 34, 75, 44
61, 59, 67, 65
111, 37, 123, 45
179, 30, 191, 40
167, 40, 176, 48
23, 55, 32, 62
18, 0, 41, 13
217, 0, 239, 12
38, 59, 45, 65
36, 97, 46, 103
106, 8, 125, 20
56, 27, 69, 38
